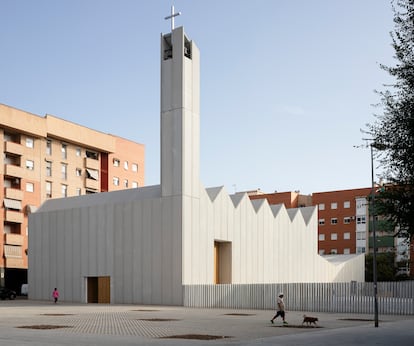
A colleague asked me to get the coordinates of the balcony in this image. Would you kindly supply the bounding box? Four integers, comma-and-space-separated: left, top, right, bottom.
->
4, 164, 24, 178
5, 210, 24, 223
85, 178, 100, 190
4, 257, 25, 269
5, 233, 24, 246
5, 188, 23, 200
85, 157, 100, 170
4, 141, 24, 156
4, 244, 22, 257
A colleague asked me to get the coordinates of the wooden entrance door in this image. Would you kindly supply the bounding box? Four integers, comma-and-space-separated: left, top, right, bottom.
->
214, 241, 232, 284
87, 276, 110, 303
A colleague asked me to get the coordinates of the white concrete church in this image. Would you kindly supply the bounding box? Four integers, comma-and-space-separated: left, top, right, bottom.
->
28, 24, 364, 305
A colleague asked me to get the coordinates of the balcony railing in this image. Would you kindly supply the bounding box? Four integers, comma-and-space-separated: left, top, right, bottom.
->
5, 210, 23, 223
4, 257, 25, 269
4, 141, 24, 156
4, 164, 24, 178
85, 157, 100, 170
5, 188, 23, 200
85, 178, 100, 190
5, 233, 24, 246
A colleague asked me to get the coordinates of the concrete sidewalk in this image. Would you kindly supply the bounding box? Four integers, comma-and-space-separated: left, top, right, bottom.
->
0, 299, 413, 345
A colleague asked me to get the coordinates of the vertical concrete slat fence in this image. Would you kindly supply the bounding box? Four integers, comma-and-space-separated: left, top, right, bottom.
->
183, 281, 414, 315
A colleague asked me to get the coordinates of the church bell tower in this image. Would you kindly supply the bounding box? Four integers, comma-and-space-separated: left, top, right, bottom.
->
160, 24, 200, 198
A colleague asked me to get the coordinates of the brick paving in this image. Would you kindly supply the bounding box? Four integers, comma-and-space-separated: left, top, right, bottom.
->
1, 299, 413, 345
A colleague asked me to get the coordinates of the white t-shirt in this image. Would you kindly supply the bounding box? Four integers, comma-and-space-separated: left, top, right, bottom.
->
277, 296, 285, 311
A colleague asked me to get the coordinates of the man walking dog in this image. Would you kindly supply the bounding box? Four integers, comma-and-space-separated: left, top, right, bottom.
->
271, 293, 288, 324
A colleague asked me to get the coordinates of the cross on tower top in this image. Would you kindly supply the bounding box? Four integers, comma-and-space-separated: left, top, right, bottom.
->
164, 5, 181, 32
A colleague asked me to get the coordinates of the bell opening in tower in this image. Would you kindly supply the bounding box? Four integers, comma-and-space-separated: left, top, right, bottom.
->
163, 34, 172, 60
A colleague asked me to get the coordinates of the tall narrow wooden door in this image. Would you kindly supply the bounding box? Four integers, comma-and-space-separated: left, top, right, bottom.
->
214, 241, 232, 284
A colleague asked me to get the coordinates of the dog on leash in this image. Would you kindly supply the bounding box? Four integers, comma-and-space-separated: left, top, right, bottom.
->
302, 315, 318, 326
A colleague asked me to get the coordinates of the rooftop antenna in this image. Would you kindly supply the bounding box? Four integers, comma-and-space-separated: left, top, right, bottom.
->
164, 5, 181, 31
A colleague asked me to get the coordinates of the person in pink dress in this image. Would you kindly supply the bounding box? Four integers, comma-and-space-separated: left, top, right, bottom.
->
52, 288, 59, 303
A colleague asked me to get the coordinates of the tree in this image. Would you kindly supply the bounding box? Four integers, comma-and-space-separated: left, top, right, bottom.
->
365, 252, 396, 281
367, 0, 414, 239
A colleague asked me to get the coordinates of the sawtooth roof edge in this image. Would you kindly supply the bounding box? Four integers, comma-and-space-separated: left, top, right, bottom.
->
286, 208, 299, 222
299, 206, 317, 225
251, 198, 267, 213
205, 186, 225, 202
230, 192, 246, 207
270, 204, 284, 217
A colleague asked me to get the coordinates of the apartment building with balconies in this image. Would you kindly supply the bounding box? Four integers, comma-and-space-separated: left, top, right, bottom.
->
1, 103, 145, 292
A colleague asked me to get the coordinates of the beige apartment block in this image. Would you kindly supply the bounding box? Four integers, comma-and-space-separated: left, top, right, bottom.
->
0, 103, 145, 292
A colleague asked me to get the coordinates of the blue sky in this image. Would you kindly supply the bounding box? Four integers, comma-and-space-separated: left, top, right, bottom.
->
1, 0, 395, 195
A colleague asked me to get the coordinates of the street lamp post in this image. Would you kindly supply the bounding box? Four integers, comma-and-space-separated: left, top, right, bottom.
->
370, 143, 379, 328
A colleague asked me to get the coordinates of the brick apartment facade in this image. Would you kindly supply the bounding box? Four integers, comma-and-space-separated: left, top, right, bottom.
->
1, 103, 145, 292
312, 188, 372, 255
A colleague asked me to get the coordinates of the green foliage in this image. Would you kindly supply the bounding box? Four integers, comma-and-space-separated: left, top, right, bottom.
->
375, 185, 414, 239
366, 0, 414, 239
365, 252, 397, 281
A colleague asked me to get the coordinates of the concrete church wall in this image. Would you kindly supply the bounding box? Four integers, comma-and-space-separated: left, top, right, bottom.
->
183, 186, 365, 285
29, 184, 364, 305
29, 190, 184, 305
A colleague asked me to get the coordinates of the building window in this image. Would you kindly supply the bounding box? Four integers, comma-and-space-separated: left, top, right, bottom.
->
86, 150, 98, 160
123, 179, 128, 188
319, 234, 325, 241
46, 139, 52, 155
357, 232, 366, 240
330, 249, 338, 254
331, 202, 337, 209
76, 168, 82, 177
344, 232, 351, 240
61, 143, 67, 160
26, 160, 34, 170
357, 247, 366, 254
61, 163, 67, 180
113, 158, 120, 167
132, 181, 138, 188
343, 248, 351, 255
319, 249, 326, 255
132, 163, 138, 172
331, 218, 338, 225
113, 177, 119, 186
76, 188, 81, 196
344, 201, 350, 208
26, 182, 34, 192
331, 233, 338, 240
343, 217, 351, 224
124, 161, 128, 170
319, 219, 325, 226
26, 137, 34, 148
76, 148, 81, 157
61, 184, 67, 197
318, 203, 325, 211
46, 161, 52, 177
357, 216, 366, 224
46, 181, 52, 198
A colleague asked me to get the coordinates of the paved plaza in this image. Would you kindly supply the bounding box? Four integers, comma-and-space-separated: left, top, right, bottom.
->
0, 299, 413, 345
